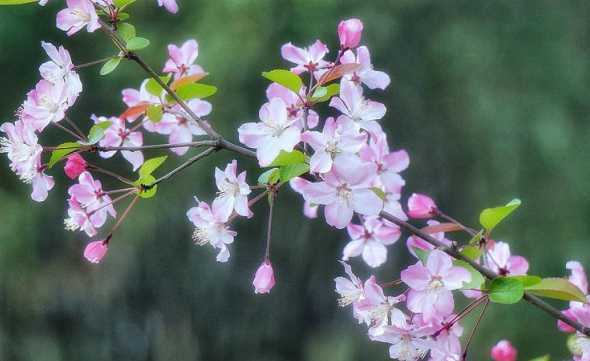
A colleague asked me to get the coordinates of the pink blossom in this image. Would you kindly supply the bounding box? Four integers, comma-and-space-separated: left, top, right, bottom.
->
355, 275, 404, 335
95, 116, 144, 170
84, 240, 108, 264
56, 0, 101, 36
490, 340, 517, 361
64, 153, 87, 180
343, 216, 400, 268
301, 116, 366, 173
163, 40, 203, 77
485, 241, 529, 276
370, 311, 432, 361
329, 79, 386, 135
289, 177, 319, 219
281, 40, 330, 77
266, 83, 319, 129
20, 79, 69, 132
337, 18, 363, 49
401, 250, 471, 322
157, 0, 178, 14
558, 261, 589, 333
212, 160, 251, 220
238, 97, 301, 166
39, 42, 82, 104
359, 131, 409, 189
187, 198, 236, 262
334, 261, 364, 307
144, 100, 209, 155
406, 220, 452, 258
407, 193, 437, 219
300, 153, 383, 229
64, 197, 112, 237
430, 334, 462, 361
340, 46, 390, 90
252, 261, 276, 294
67, 171, 116, 217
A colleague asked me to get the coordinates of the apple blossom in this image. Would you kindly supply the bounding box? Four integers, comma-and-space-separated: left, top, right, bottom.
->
64, 153, 87, 180
95, 116, 144, 170
265, 83, 319, 129
39, 42, 82, 104
485, 241, 529, 276
329, 79, 386, 135
212, 160, 251, 220
342, 216, 400, 268
337, 18, 363, 49
187, 198, 236, 263
20, 79, 69, 132
281, 40, 330, 77
289, 177, 319, 219
163, 39, 203, 77
252, 261, 276, 294
407, 193, 437, 219
490, 340, 518, 361
56, 0, 101, 36
340, 46, 391, 90
84, 240, 109, 264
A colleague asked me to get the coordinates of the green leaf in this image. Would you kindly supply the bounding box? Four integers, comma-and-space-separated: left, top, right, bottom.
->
258, 168, 280, 185
139, 156, 168, 178
117, 12, 130, 21
0, 0, 37, 4
262, 69, 303, 94
455, 260, 485, 290
468, 229, 484, 246
508, 275, 542, 288
488, 277, 524, 304
525, 277, 587, 303
279, 163, 309, 183
117, 23, 136, 41
86, 121, 112, 144
269, 150, 306, 167
99, 57, 121, 76
479, 198, 521, 232
529, 355, 550, 361
146, 104, 163, 122
126, 37, 150, 51
47, 142, 81, 168
311, 84, 340, 103
371, 187, 386, 200
172, 83, 218, 101
413, 248, 429, 264
460, 245, 482, 260
134, 175, 158, 199
113, 0, 136, 10
145, 75, 171, 97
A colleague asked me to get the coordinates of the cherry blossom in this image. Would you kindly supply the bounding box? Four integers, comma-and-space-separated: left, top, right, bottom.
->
342, 216, 400, 268
238, 97, 301, 166
490, 340, 518, 361
187, 198, 236, 263
401, 250, 471, 322
302, 116, 366, 174
95, 116, 144, 170
212, 160, 251, 221
56, 0, 101, 36
281, 40, 330, 77
300, 153, 383, 229
340, 46, 390, 90
337, 18, 363, 49
329, 79, 386, 135
163, 39, 203, 77
252, 261, 276, 294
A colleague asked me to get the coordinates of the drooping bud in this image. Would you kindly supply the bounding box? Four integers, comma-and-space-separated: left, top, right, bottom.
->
490, 340, 518, 361
407, 193, 437, 219
84, 240, 108, 264
338, 18, 363, 49
64, 153, 87, 180
252, 261, 276, 294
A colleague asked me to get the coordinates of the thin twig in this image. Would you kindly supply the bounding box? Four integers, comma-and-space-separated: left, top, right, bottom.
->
146, 147, 218, 187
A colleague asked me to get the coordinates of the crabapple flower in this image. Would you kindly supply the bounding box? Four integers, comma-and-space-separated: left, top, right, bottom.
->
406, 220, 452, 258
401, 250, 471, 322
334, 261, 365, 314
302, 116, 366, 173
95, 116, 144, 170
300, 153, 383, 229
84, 240, 108, 264
490, 340, 518, 361
163, 40, 203, 77
338, 18, 363, 49
67, 171, 116, 214
64, 153, 87, 180
56, 0, 101, 36
558, 261, 589, 333
266, 83, 319, 129
359, 131, 409, 189
355, 275, 404, 336
39, 42, 82, 104
281, 40, 330, 76
407, 193, 437, 219
187, 198, 236, 263
340, 46, 391, 90
289, 177, 318, 219
212, 160, 251, 220
329, 79, 386, 135
20, 79, 69, 132
238, 97, 301, 166
157, 0, 179, 14
370, 312, 432, 361
252, 261, 276, 294
430, 334, 462, 361
64, 196, 114, 237
485, 241, 529, 276
342, 216, 400, 268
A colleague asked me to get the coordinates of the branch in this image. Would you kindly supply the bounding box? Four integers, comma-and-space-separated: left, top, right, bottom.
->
380, 210, 590, 337
147, 146, 218, 188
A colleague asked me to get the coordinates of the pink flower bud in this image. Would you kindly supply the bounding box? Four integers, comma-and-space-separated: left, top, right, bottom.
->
338, 18, 363, 49
84, 240, 108, 264
252, 261, 276, 294
64, 153, 87, 180
407, 193, 437, 219
557, 309, 577, 333
491, 340, 517, 361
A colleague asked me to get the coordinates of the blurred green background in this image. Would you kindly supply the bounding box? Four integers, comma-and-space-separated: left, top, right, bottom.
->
1, 0, 589, 360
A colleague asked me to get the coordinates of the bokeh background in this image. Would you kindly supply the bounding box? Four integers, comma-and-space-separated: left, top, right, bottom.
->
1, 0, 589, 360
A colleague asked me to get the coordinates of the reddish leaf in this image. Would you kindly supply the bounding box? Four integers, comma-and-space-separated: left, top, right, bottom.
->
318, 63, 361, 85
170, 73, 209, 91
120, 103, 149, 119
421, 222, 462, 234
